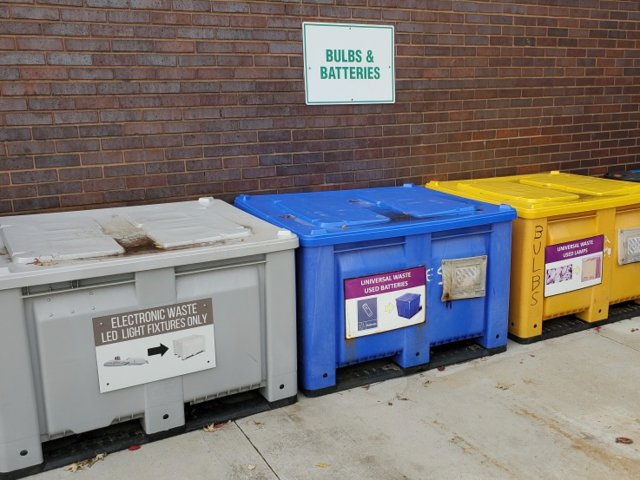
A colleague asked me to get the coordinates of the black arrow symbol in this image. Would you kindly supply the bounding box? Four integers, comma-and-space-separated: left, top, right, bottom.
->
147, 343, 169, 357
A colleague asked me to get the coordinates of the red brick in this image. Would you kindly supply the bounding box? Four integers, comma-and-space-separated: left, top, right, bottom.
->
150, 12, 191, 25
6, 112, 52, 125
185, 183, 224, 196
11, 169, 58, 184
83, 178, 126, 192
0, 21, 41, 35
126, 175, 166, 188
66, 40, 113, 53
173, 0, 210, 11
104, 190, 145, 202
0, 52, 44, 65
6, 141, 56, 156
143, 135, 182, 148
167, 172, 206, 185
145, 185, 185, 199
155, 40, 194, 53
0, 98, 27, 111
131, 0, 171, 9
55, 138, 101, 152
81, 151, 124, 165
85, 0, 128, 8
60, 9, 107, 22
14, 196, 60, 212
104, 164, 145, 177
58, 167, 103, 181
60, 192, 105, 207
37, 181, 82, 196
10, 7, 59, 20
54, 111, 99, 124
145, 160, 185, 174
0, 1, 635, 213
102, 136, 145, 151
16, 37, 63, 50
41, 23, 88, 36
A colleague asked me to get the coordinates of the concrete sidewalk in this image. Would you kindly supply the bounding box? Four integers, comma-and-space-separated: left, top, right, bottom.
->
30, 317, 640, 480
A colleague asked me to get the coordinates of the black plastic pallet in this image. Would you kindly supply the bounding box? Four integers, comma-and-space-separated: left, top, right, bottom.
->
1, 391, 296, 480
303, 339, 506, 397
509, 300, 640, 345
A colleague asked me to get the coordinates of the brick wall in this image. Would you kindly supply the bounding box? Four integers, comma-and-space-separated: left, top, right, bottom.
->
1, 0, 640, 213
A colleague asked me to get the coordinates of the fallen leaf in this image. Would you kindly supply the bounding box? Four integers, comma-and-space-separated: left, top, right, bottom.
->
315, 463, 330, 468
631, 328, 638, 333
387, 401, 393, 406
396, 394, 409, 401
422, 380, 431, 387
65, 453, 107, 473
496, 383, 513, 391
529, 354, 535, 358
127, 445, 141, 451
437, 366, 446, 372
361, 384, 370, 390
247, 464, 256, 471
594, 326, 602, 333
253, 421, 264, 428
616, 437, 634, 444
203, 421, 228, 432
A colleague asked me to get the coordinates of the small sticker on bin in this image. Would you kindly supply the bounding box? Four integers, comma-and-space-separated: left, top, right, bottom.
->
344, 266, 426, 339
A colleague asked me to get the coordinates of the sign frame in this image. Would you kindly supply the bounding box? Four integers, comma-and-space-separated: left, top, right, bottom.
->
302, 22, 395, 105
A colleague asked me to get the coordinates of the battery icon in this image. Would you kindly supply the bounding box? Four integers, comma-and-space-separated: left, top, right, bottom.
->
362, 303, 374, 318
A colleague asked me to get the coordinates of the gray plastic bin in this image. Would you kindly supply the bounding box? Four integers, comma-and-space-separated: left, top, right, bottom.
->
0, 198, 298, 475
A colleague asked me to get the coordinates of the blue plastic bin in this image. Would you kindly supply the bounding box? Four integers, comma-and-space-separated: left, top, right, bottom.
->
396, 293, 422, 319
235, 185, 516, 393
606, 169, 640, 182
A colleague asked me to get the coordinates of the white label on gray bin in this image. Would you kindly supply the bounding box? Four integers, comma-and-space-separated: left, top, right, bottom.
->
92, 298, 216, 393
343, 267, 426, 339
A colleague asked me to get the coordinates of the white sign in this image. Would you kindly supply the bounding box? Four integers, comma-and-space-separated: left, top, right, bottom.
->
344, 267, 426, 339
93, 298, 216, 393
303, 22, 395, 105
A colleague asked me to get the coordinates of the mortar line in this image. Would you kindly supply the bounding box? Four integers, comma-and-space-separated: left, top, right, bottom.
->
236, 421, 282, 480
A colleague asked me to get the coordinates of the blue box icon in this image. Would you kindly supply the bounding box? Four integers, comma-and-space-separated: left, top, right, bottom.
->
396, 293, 421, 319
236, 185, 516, 393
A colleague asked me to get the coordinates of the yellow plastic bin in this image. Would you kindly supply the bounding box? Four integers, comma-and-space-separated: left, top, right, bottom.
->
427, 171, 640, 342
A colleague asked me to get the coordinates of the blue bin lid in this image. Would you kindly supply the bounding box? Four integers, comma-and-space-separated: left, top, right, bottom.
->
235, 185, 516, 247
605, 169, 640, 182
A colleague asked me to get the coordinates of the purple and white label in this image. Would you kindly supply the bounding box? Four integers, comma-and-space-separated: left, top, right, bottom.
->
344, 267, 426, 339
544, 235, 604, 297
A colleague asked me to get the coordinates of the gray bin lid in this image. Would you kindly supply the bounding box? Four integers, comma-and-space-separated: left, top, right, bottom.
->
0, 198, 297, 289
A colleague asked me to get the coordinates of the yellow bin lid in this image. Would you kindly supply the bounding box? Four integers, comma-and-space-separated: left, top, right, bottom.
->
427, 172, 640, 219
